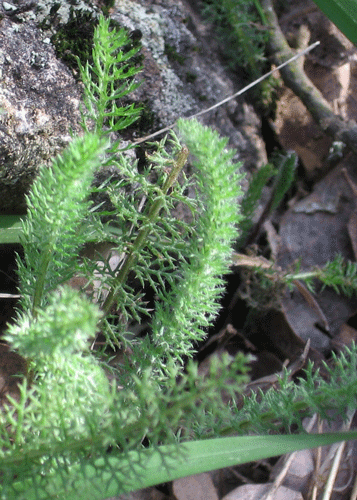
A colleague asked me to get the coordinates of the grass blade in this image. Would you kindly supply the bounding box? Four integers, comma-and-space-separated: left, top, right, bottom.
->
11, 431, 357, 500
0, 215, 23, 244
312, 0, 357, 45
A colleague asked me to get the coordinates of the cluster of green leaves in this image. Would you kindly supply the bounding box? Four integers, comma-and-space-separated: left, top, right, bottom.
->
84, 134, 195, 351
147, 118, 245, 369
78, 15, 142, 135
201, 0, 267, 77
3, 285, 251, 499
0, 14, 250, 498
232, 344, 357, 433
17, 133, 108, 316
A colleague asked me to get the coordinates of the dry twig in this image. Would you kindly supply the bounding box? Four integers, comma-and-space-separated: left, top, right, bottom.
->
260, 0, 357, 160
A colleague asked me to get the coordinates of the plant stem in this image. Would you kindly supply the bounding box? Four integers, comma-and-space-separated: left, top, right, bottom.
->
31, 242, 55, 317
285, 270, 317, 282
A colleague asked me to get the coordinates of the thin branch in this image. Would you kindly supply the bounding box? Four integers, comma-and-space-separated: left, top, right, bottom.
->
260, 0, 357, 159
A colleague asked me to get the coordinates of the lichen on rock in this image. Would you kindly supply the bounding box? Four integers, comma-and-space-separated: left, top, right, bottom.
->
0, 15, 83, 213
112, 0, 267, 168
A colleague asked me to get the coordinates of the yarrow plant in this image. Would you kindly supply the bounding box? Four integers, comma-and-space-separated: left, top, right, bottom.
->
0, 13, 357, 500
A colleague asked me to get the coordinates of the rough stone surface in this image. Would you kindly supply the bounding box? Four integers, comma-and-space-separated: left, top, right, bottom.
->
270, 449, 314, 497
0, 14, 83, 213
173, 472, 218, 500
221, 483, 303, 500
0, 0, 267, 214
113, 0, 267, 169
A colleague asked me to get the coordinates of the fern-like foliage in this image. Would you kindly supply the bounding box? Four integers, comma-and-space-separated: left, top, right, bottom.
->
1, 14, 248, 497
147, 119, 245, 369
78, 15, 142, 136
2, 11, 357, 500
97, 136, 193, 334
202, 0, 267, 77
2, 116, 247, 497
237, 252, 357, 308
235, 161, 274, 249
231, 343, 357, 434
286, 253, 357, 297
201, 0, 278, 108
17, 133, 108, 315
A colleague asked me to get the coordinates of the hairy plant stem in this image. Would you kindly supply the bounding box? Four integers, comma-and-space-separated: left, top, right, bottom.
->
285, 271, 317, 282
31, 246, 54, 317
100, 146, 189, 317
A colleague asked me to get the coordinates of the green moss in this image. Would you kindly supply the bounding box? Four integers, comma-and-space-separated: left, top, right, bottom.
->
186, 72, 197, 83
124, 100, 157, 137
164, 43, 186, 65
100, 0, 115, 16
40, 8, 143, 81
40, 7, 98, 75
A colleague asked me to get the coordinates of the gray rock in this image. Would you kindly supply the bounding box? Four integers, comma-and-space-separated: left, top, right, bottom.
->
0, 15, 83, 213
113, 0, 267, 168
0, 0, 267, 214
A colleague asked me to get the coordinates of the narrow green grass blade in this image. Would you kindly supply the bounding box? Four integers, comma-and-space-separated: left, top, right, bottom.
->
111, 431, 357, 494
312, 0, 357, 45
0, 214, 124, 246
10, 431, 357, 500
0, 215, 24, 244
